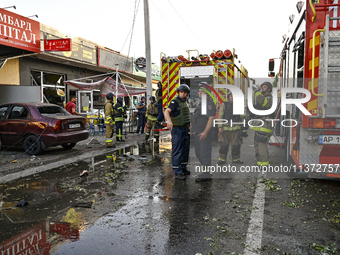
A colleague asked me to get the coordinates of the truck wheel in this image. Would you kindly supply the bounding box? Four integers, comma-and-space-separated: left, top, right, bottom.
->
24, 135, 43, 155
62, 142, 76, 150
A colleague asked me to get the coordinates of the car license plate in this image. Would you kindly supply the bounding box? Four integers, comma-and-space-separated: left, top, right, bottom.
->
318, 135, 340, 144
69, 123, 81, 129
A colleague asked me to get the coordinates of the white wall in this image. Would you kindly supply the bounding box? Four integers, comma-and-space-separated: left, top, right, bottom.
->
0, 86, 40, 104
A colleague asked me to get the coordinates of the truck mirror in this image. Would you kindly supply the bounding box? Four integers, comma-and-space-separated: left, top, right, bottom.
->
269, 59, 275, 72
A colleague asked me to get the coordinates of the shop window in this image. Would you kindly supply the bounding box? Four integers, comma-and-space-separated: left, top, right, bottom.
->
31, 70, 66, 107
43, 73, 64, 85
31, 71, 41, 85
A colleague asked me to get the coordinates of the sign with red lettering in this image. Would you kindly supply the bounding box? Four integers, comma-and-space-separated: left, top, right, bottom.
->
0, 223, 51, 255
44, 38, 72, 52
0, 8, 41, 53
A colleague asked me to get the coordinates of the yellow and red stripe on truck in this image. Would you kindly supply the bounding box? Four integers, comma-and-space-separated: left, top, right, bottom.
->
161, 54, 234, 108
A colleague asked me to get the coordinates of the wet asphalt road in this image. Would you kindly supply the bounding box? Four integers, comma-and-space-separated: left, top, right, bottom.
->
1, 131, 340, 255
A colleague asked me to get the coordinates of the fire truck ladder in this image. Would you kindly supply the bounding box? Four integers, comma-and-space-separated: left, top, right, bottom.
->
318, 14, 340, 118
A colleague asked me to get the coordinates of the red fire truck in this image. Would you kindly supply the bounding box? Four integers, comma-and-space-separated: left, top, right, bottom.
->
271, 0, 340, 177
160, 49, 250, 118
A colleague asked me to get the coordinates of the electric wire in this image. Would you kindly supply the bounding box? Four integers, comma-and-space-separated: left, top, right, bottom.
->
149, 0, 168, 23
165, 0, 204, 45
125, 0, 141, 66
107, 1, 141, 71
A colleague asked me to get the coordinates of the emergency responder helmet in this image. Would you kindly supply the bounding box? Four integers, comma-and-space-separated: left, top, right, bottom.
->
157, 81, 162, 87
261, 82, 273, 92
117, 97, 123, 103
106, 92, 114, 100
141, 96, 146, 100
177, 84, 190, 94
149, 96, 156, 101
227, 91, 232, 98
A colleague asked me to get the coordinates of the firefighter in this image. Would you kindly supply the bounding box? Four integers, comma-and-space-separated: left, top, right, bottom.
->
145, 96, 159, 141
104, 92, 115, 149
217, 91, 247, 165
114, 97, 126, 142
251, 81, 273, 166
192, 82, 216, 182
164, 84, 191, 180
155, 81, 164, 129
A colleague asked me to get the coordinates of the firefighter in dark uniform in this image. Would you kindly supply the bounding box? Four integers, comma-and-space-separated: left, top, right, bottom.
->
164, 84, 191, 180
217, 91, 248, 164
114, 97, 126, 142
155, 81, 164, 129
104, 92, 115, 149
145, 96, 159, 141
251, 82, 273, 166
192, 83, 216, 182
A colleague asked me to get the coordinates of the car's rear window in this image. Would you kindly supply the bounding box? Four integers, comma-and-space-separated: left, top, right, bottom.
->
38, 106, 70, 116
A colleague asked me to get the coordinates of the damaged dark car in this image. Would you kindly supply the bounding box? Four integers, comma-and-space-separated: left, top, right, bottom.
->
0, 103, 89, 155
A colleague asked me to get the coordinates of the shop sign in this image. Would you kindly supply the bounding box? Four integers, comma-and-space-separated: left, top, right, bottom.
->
51, 42, 97, 65
0, 8, 40, 52
98, 47, 133, 73
44, 38, 72, 51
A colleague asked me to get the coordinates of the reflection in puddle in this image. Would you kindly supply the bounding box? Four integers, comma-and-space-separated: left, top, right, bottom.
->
0, 137, 172, 254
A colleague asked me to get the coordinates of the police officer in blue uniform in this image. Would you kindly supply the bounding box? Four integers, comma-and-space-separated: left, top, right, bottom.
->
192, 82, 216, 182
164, 84, 191, 180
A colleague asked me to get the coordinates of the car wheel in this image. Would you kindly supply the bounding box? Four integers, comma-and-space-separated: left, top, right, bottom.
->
24, 135, 43, 155
61, 142, 76, 150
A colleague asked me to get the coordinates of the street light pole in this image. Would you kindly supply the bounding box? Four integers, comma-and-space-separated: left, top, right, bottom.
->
144, 0, 152, 103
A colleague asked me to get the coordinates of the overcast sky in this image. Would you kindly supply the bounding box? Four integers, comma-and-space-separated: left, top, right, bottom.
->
1, 0, 298, 80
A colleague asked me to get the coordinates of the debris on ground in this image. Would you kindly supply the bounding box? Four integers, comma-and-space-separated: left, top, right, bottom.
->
79, 170, 89, 177
16, 199, 28, 207
73, 202, 93, 208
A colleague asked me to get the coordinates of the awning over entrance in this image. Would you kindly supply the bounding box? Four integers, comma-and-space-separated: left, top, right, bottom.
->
64, 76, 147, 97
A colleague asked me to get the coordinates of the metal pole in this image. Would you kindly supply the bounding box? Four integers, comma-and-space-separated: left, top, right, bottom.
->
144, 0, 152, 103
115, 64, 119, 103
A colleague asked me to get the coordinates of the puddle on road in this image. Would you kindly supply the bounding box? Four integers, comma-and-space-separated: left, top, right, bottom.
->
0, 135, 240, 254
0, 137, 173, 254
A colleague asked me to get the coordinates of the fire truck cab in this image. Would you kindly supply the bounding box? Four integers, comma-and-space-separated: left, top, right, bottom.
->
272, 0, 340, 178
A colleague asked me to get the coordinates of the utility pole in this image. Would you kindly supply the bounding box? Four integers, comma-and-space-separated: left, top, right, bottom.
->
144, 0, 152, 103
